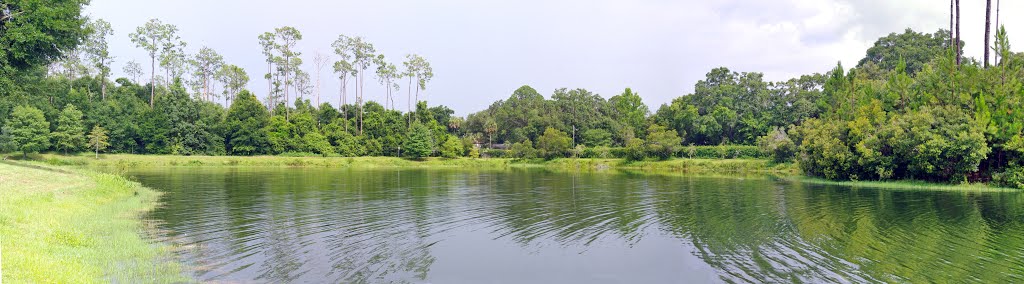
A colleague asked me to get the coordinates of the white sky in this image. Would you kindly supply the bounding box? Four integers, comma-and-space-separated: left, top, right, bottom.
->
84, 0, 1022, 115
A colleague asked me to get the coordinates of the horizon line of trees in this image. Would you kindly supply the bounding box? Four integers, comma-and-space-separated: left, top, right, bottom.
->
4, 0, 1024, 188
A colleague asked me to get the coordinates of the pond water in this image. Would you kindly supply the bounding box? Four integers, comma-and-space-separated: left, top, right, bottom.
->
127, 167, 1024, 283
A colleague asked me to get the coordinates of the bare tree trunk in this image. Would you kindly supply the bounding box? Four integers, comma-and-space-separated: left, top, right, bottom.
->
340, 76, 348, 132
996, 0, 1001, 65
316, 70, 321, 106
358, 67, 364, 136
284, 55, 290, 112
100, 57, 106, 99
950, 0, 956, 105
985, 0, 992, 68
267, 62, 273, 110
205, 73, 211, 100
407, 76, 413, 127
950, 0, 954, 48
150, 54, 155, 108
950, 0, 958, 66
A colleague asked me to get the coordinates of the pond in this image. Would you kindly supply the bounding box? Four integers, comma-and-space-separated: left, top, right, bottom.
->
127, 167, 1024, 283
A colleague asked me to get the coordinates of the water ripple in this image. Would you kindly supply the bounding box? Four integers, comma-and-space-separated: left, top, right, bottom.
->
129, 168, 1024, 283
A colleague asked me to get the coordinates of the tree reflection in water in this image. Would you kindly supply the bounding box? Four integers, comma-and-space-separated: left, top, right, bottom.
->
135, 167, 1024, 283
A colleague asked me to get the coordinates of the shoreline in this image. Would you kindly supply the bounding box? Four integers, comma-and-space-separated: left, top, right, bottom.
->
786, 176, 1015, 192
1, 154, 1013, 282
36, 153, 799, 174
32, 153, 1014, 191
0, 161, 185, 283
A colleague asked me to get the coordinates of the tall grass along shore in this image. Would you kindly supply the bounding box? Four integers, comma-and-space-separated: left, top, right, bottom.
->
0, 161, 184, 283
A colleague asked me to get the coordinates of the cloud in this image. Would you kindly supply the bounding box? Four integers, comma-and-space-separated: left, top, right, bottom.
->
83, 0, 1022, 114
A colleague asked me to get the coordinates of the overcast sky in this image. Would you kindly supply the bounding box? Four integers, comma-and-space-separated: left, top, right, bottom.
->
84, 0, 1021, 115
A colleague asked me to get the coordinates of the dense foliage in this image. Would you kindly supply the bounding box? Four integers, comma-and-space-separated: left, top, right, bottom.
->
2, 0, 1023, 187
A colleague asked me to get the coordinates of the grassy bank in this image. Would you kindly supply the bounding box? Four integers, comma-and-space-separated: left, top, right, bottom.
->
27, 153, 1012, 191
0, 161, 185, 283
790, 176, 1016, 192
32, 153, 799, 174
542, 158, 799, 174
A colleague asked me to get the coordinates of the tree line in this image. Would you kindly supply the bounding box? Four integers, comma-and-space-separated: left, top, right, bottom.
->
3, 0, 1024, 187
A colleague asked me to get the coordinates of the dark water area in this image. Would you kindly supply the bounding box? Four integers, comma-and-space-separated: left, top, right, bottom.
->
126, 167, 1024, 283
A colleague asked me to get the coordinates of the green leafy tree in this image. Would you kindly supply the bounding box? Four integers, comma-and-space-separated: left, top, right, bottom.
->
757, 127, 797, 163
264, 116, 295, 154
2, 106, 50, 158
224, 90, 269, 155
155, 82, 218, 155
0, 0, 88, 71
322, 119, 364, 156
303, 132, 334, 156
507, 139, 538, 159
87, 125, 109, 158
645, 124, 681, 160
0, 0, 89, 120
83, 18, 114, 100
623, 138, 646, 161
609, 88, 649, 138
191, 46, 224, 101
484, 120, 497, 148
402, 54, 433, 110
582, 128, 612, 147
795, 118, 853, 180
857, 28, 958, 77
129, 18, 182, 107
217, 64, 249, 105
404, 122, 433, 158
258, 32, 280, 107
374, 54, 400, 110
273, 27, 302, 110
339, 36, 376, 135
536, 127, 571, 159
51, 104, 85, 154
439, 134, 464, 158
123, 60, 144, 84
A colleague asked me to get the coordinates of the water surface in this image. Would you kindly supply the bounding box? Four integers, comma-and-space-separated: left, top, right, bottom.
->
128, 167, 1024, 283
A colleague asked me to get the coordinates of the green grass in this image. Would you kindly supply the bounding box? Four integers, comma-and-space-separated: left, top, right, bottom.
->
541, 157, 800, 174
791, 176, 1017, 192
24, 153, 1015, 192
33, 153, 517, 169
0, 161, 186, 283
31, 153, 799, 174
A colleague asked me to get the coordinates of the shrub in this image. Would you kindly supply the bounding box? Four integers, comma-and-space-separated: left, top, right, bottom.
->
890, 106, 989, 182
303, 132, 334, 157
688, 145, 764, 159
581, 146, 613, 158
794, 106, 989, 182
623, 138, 646, 161
439, 135, 464, 158
646, 125, 681, 160
1, 105, 50, 158
404, 123, 434, 159
536, 127, 572, 159
757, 127, 797, 163
507, 139, 538, 159
481, 148, 506, 158
582, 129, 612, 147
795, 118, 853, 180
993, 167, 1024, 189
